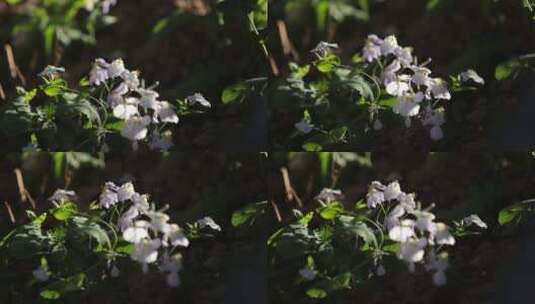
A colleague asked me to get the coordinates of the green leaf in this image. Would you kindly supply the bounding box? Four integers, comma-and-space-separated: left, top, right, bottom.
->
319, 202, 343, 220
306, 288, 327, 298
495, 59, 523, 81
497, 202, 531, 225
302, 142, 323, 152
53, 152, 66, 179
353, 222, 377, 248
314, 54, 340, 73
222, 82, 248, 105
40, 289, 60, 300
231, 201, 267, 227
52, 203, 76, 221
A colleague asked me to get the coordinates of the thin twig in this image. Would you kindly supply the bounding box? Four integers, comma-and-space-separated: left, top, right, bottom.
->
280, 167, 303, 208
4, 44, 26, 85
270, 199, 282, 223
269, 55, 280, 76
14, 168, 36, 210
4, 201, 16, 224
0, 80, 5, 100
276, 20, 300, 61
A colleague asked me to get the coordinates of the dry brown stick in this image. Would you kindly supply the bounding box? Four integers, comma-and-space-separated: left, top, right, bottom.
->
268, 55, 280, 76
270, 199, 282, 223
280, 167, 303, 208
4, 44, 26, 86
0, 80, 5, 101
4, 201, 16, 224
14, 168, 36, 210
276, 20, 300, 61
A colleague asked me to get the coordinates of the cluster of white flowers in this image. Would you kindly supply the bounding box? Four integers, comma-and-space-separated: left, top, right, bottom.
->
84, 0, 117, 14
98, 181, 220, 287
88, 58, 179, 151
362, 34, 484, 140
366, 180, 486, 286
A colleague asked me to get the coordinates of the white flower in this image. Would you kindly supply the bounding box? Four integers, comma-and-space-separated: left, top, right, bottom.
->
118, 205, 140, 231
131, 239, 161, 266
459, 69, 485, 85
412, 210, 436, 234
295, 119, 313, 134
107, 82, 129, 107
382, 60, 401, 86
373, 119, 383, 131
48, 189, 76, 203
384, 205, 405, 231
160, 253, 183, 273
315, 188, 342, 203
410, 66, 432, 87
32, 266, 50, 282
425, 251, 449, 286
432, 270, 447, 286
422, 106, 445, 127
108, 58, 126, 78
110, 265, 120, 277
113, 97, 139, 120
380, 35, 399, 55
363, 35, 383, 62
121, 70, 140, 90
146, 211, 171, 234
149, 130, 174, 151
137, 88, 160, 110
384, 181, 403, 201
397, 238, 427, 263
395, 47, 413, 67
84, 0, 98, 11
123, 220, 150, 243
186, 93, 211, 108
311, 41, 339, 56
385, 75, 411, 96
299, 266, 317, 281
462, 214, 487, 229
39, 65, 65, 79
376, 264, 386, 276
89, 58, 110, 86
131, 193, 150, 212
389, 219, 415, 242
398, 192, 416, 211
197, 216, 222, 231
121, 115, 151, 142
99, 188, 118, 209
166, 271, 180, 287
366, 181, 385, 208
165, 224, 190, 247
160, 253, 183, 287
155, 102, 179, 124
393, 92, 424, 118
421, 106, 446, 141
433, 222, 455, 245
101, 0, 118, 14
427, 78, 451, 100
429, 125, 443, 141
117, 182, 136, 202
